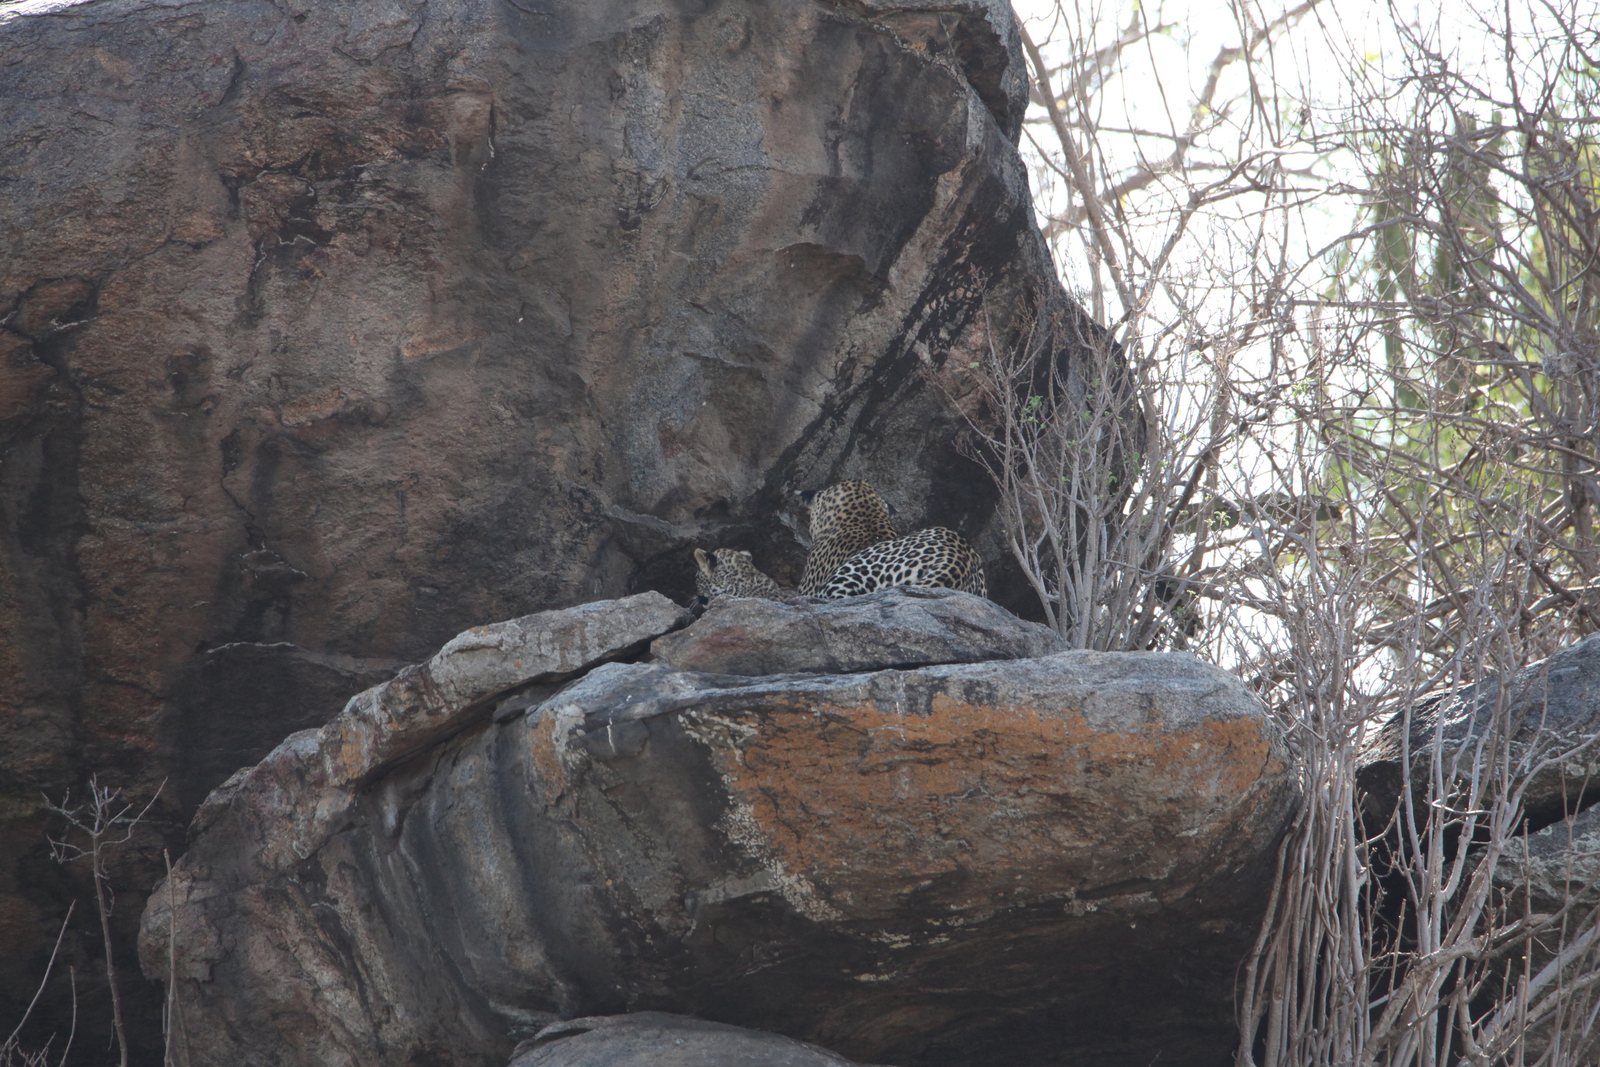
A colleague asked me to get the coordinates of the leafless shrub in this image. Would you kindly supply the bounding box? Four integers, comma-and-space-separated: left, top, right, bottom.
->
972, 0, 1343, 649
43, 777, 163, 1067
1228, 4, 1600, 1063
1289, 0, 1600, 668
937, 296, 1225, 648
1008, 0, 1600, 1062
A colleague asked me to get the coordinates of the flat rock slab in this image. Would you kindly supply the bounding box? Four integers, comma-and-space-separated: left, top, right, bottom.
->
142, 598, 1296, 1067
184, 590, 689, 879
650, 587, 1066, 676
511, 1013, 881, 1067
318, 591, 690, 789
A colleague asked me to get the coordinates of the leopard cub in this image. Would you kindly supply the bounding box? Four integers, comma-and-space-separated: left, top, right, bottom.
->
693, 548, 784, 602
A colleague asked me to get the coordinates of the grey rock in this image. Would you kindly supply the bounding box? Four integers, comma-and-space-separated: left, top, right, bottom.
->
1351, 637, 1600, 1063
179, 591, 689, 871
1358, 634, 1600, 827
315, 591, 690, 790
651, 586, 1066, 676
141, 601, 1297, 1067
510, 1012, 882, 1067
1493, 802, 1600, 919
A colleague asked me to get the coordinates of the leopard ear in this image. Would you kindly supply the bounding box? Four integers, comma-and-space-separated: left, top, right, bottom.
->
693, 548, 715, 578
739, 551, 754, 562
798, 489, 818, 505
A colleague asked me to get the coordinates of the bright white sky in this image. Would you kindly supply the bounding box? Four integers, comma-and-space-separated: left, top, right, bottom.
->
1009, 0, 1388, 305
1007, 0, 1599, 308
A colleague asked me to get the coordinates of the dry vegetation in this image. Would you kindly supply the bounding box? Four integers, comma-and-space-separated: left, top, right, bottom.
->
6, 781, 162, 1067
967, 0, 1600, 1061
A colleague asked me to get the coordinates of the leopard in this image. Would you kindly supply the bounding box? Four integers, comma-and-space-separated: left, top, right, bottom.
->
693, 547, 784, 601
818, 525, 987, 599
796, 479, 986, 599
795, 480, 900, 596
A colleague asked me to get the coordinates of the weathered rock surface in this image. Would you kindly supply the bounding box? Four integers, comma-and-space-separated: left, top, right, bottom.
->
0, 0, 1082, 1048
1493, 802, 1600, 918
141, 591, 1297, 1067
651, 586, 1066, 676
510, 1012, 880, 1067
1358, 634, 1600, 828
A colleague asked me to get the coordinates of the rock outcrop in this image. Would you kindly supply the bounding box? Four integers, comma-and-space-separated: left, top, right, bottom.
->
1358, 634, 1600, 828
1353, 636, 1600, 1062
141, 590, 1298, 1067
0, 0, 1084, 1048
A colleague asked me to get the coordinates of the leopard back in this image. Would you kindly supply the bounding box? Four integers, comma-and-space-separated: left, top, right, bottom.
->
796, 480, 899, 595
817, 526, 987, 599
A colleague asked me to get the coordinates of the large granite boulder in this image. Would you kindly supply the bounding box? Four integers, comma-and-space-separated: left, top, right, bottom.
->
0, 0, 1081, 1049
140, 590, 1298, 1067
1358, 634, 1600, 829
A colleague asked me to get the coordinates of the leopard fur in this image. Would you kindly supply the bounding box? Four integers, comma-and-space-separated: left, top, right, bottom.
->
694, 548, 783, 601
796, 480, 899, 595
818, 525, 987, 599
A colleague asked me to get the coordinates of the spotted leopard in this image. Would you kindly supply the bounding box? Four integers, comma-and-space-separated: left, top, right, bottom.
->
693, 548, 784, 601
795, 480, 900, 596
818, 525, 986, 598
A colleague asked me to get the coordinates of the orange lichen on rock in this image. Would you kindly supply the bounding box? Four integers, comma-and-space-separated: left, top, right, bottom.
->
685, 678, 1286, 911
